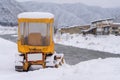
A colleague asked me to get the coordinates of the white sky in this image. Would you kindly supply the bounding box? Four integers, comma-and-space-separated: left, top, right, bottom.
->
16, 0, 120, 8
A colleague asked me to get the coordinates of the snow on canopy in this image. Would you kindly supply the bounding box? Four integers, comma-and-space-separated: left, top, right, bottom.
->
18, 12, 54, 19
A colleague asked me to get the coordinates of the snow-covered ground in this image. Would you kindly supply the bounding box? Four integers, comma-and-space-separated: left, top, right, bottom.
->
0, 26, 120, 54
0, 26, 17, 35
55, 33, 120, 54
0, 36, 120, 80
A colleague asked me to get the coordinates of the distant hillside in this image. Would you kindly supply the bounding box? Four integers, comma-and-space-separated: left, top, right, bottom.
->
0, 0, 24, 26
0, 0, 120, 28
20, 2, 120, 28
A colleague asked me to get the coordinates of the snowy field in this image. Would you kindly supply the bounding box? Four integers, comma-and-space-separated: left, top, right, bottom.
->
0, 26, 120, 54
55, 33, 120, 54
0, 37, 120, 80
0, 26, 17, 35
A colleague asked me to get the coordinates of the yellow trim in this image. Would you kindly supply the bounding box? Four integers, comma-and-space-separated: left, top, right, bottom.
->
18, 18, 54, 23
23, 62, 29, 71
18, 40, 54, 54
18, 22, 20, 40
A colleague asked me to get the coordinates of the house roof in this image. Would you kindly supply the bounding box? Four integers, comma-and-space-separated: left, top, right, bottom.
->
91, 19, 113, 24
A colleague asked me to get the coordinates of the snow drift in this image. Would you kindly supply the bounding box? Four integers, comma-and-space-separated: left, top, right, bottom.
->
55, 33, 120, 54
0, 34, 120, 80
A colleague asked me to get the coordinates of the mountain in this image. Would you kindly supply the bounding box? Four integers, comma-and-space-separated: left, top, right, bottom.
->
20, 2, 86, 28
0, 0, 120, 28
0, 0, 24, 26
20, 2, 120, 28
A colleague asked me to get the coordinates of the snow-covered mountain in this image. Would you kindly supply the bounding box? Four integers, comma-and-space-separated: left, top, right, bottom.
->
20, 2, 85, 28
0, 0, 24, 26
20, 2, 120, 28
0, 0, 120, 28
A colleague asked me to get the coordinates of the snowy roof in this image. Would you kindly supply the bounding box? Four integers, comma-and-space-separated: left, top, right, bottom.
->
113, 23, 120, 25
18, 12, 54, 19
82, 27, 96, 32
91, 19, 113, 24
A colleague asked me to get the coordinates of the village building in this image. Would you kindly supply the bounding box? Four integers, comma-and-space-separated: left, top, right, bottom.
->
59, 25, 90, 34
110, 23, 120, 35
58, 18, 120, 36
91, 19, 113, 35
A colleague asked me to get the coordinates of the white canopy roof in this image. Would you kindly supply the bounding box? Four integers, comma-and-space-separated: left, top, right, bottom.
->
18, 12, 54, 19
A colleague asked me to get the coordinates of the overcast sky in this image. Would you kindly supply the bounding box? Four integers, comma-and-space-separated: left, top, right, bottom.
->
16, 0, 120, 8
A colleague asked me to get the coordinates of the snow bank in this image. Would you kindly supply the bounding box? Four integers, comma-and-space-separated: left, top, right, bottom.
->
55, 33, 120, 54
0, 38, 18, 76
0, 26, 17, 35
0, 37, 120, 80
18, 12, 54, 19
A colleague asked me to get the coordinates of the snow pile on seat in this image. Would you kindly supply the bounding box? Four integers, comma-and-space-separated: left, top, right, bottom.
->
18, 12, 54, 19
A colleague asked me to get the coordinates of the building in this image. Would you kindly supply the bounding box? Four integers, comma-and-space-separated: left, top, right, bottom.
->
59, 25, 90, 34
82, 27, 97, 35
58, 19, 120, 36
110, 23, 120, 35
91, 19, 113, 35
